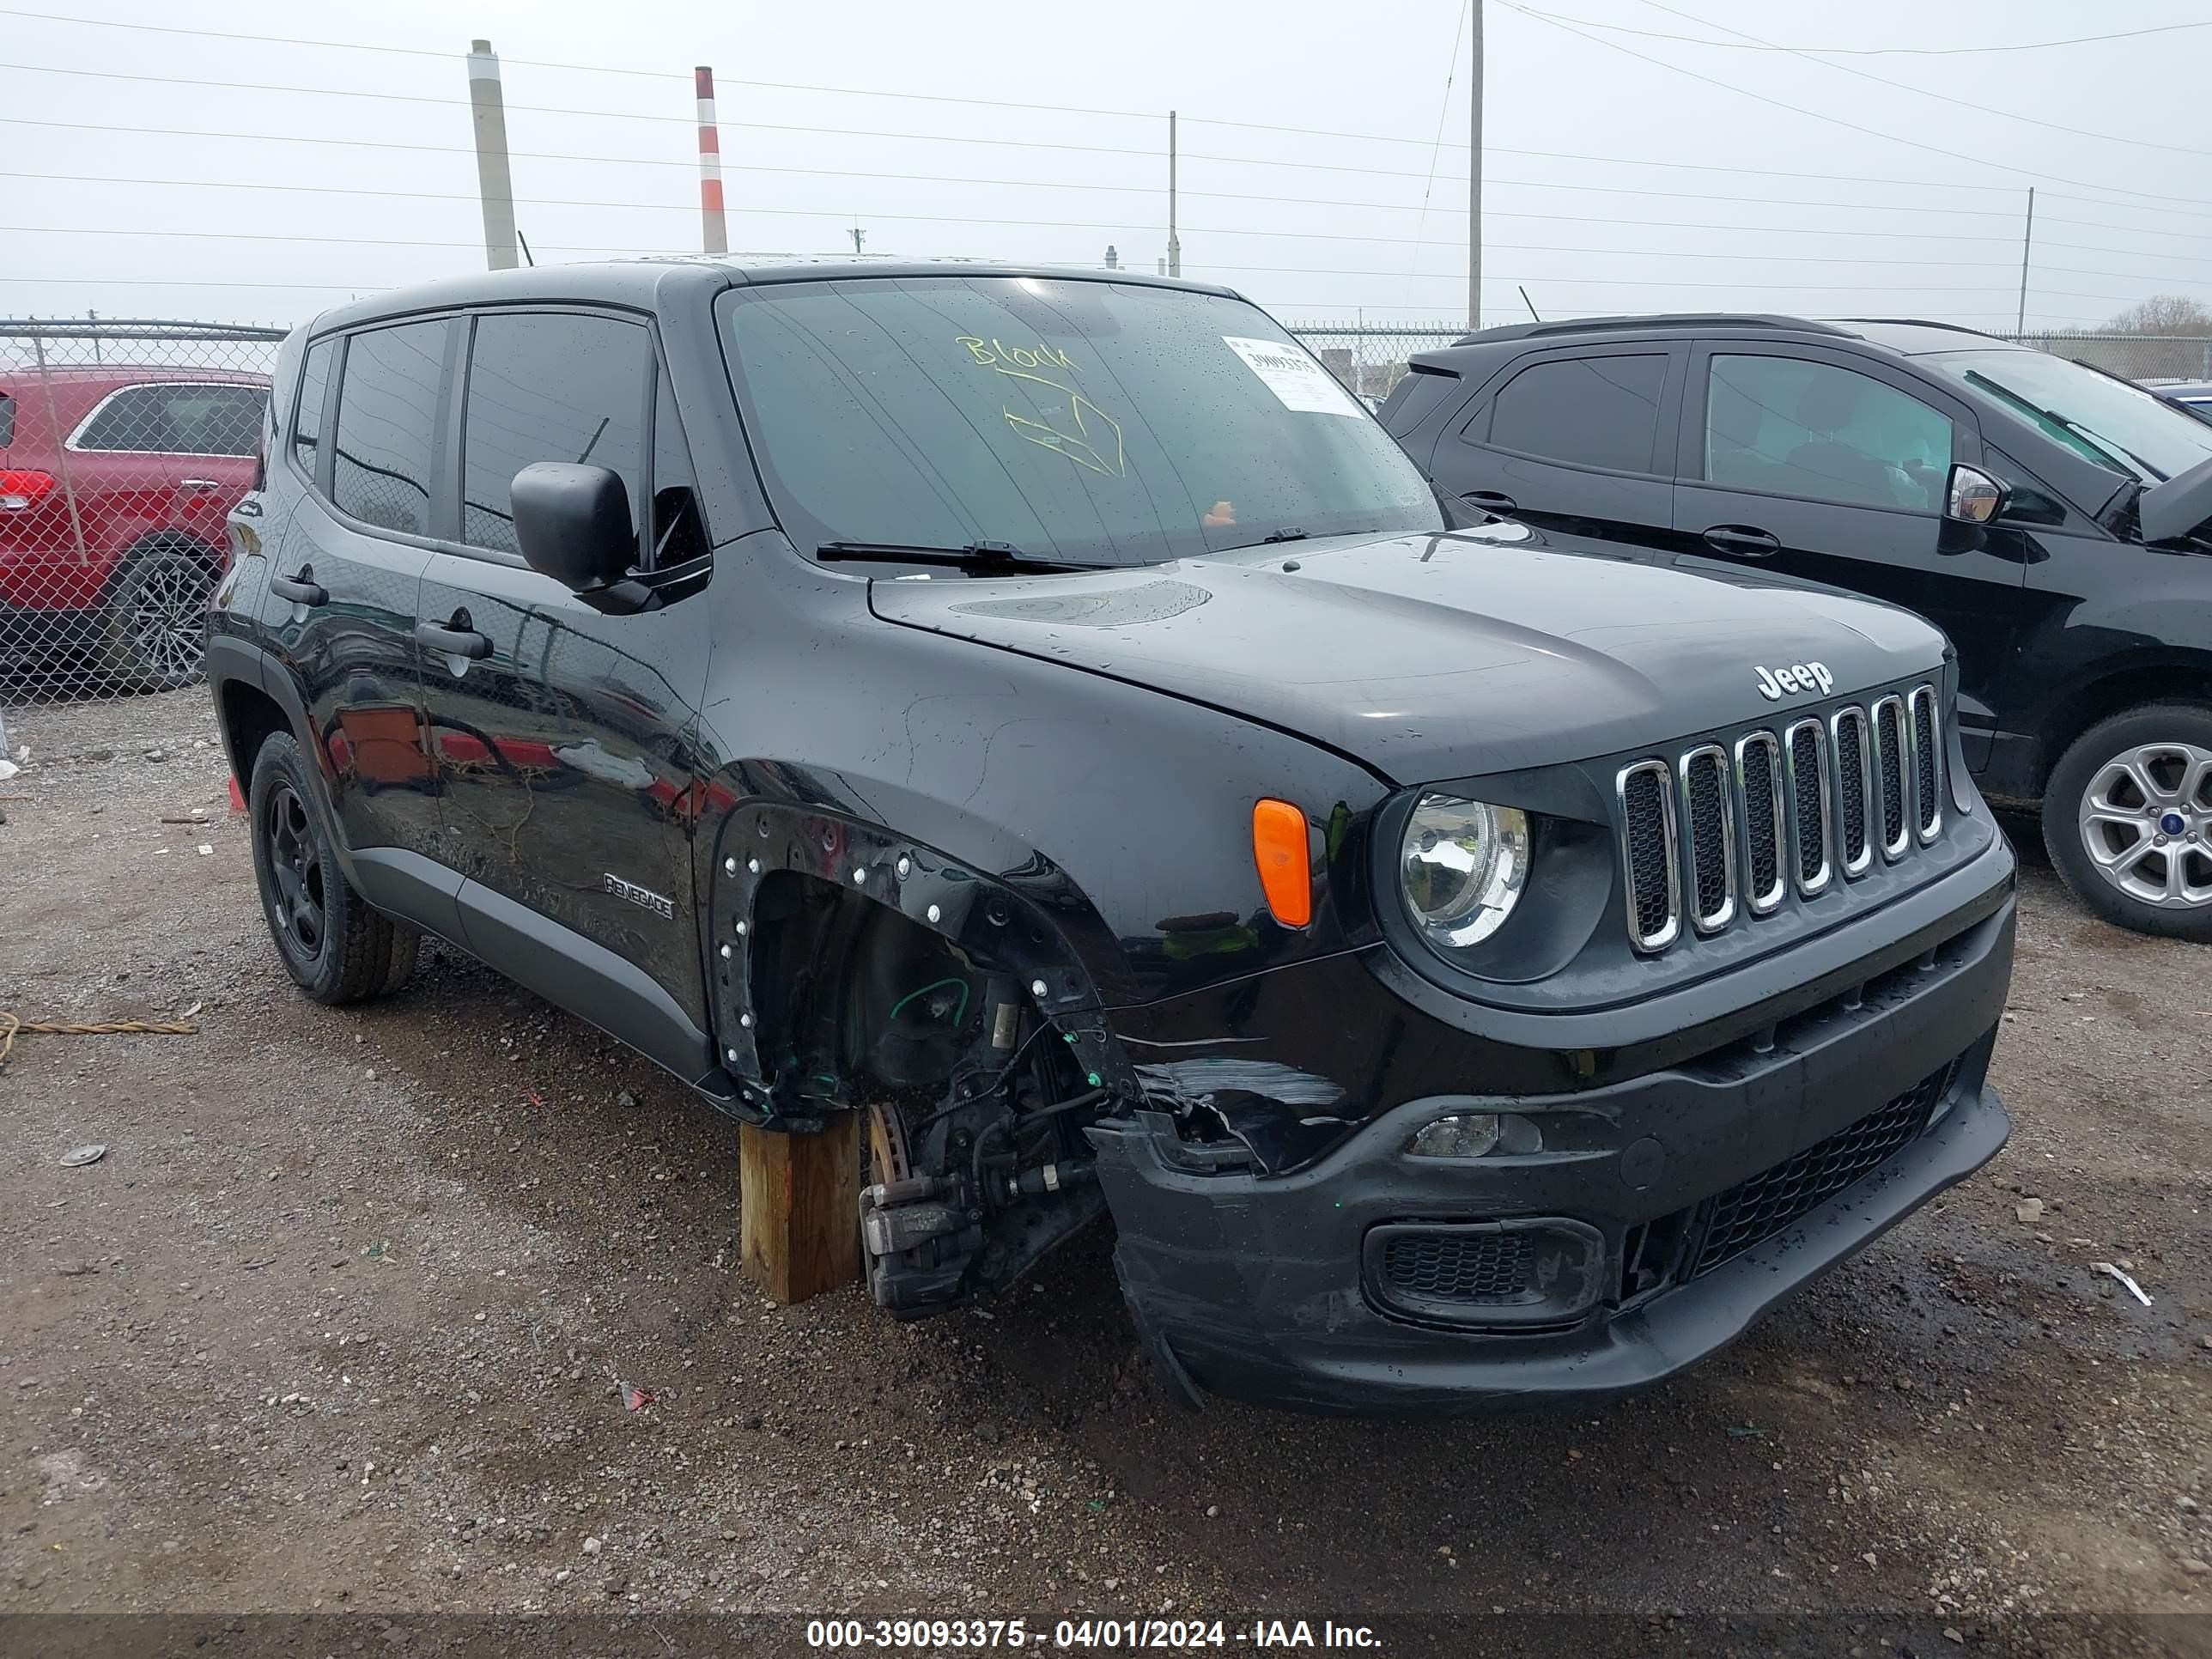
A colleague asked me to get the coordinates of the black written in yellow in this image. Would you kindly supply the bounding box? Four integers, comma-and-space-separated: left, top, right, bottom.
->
957, 336, 1079, 374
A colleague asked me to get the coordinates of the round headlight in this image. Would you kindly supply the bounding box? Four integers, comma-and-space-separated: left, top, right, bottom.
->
1400, 793, 1529, 949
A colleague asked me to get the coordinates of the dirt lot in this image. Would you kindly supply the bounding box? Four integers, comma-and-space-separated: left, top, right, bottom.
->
1, 689, 2208, 1658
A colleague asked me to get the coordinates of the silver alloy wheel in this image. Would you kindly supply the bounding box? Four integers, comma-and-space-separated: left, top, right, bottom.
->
2076, 738, 2212, 908
118, 556, 210, 686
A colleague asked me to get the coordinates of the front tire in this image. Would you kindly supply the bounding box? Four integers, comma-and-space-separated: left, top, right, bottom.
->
101, 544, 216, 692
2042, 702, 2212, 940
248, 732, 420, 1002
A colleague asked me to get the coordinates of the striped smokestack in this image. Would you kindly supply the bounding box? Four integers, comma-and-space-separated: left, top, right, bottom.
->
696, 66, 727, 255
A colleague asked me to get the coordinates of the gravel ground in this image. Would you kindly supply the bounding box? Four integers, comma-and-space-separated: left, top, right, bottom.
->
1, 690, 2208, 1659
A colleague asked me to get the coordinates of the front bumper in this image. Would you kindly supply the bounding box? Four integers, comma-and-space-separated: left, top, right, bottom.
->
1090, 882, 2014, 1417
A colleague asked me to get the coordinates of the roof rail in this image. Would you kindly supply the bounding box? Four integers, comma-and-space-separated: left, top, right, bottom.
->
1827, 318, 2007, 341
1454, 313, 1849, 346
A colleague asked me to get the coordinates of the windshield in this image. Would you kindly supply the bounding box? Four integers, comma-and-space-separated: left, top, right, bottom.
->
717, 276, 1442, 566
1925, 348, 2212, 483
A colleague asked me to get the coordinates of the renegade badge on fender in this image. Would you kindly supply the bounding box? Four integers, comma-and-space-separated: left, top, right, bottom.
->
208, 259, 2016, 1415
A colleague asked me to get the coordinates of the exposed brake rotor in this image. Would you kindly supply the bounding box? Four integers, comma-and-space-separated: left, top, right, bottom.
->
865, 1098, 913, 1186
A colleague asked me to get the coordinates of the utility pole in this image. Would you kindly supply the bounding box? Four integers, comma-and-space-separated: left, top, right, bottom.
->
1468, 1, 1484, 331
1166, 110, 1182, 279
2015, 186, 2036, 336
696, 67, 727, 255
465, 40, 520, 270
848, 227, 866, 254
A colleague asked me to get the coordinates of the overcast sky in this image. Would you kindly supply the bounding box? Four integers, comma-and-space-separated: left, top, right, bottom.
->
5, 0, 2208, 333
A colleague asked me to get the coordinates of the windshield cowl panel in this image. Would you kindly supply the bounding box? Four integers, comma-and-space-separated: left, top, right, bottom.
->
715, 276, 1443, 571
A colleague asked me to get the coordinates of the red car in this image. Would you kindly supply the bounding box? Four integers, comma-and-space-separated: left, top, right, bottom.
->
0, 367, 268, 689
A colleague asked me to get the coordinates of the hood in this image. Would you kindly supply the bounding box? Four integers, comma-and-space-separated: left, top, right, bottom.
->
866, 530, 1947, 786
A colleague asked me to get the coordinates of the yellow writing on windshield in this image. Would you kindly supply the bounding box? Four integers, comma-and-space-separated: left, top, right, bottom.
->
957, 336, 1079, 374
992, 367, 1125, 477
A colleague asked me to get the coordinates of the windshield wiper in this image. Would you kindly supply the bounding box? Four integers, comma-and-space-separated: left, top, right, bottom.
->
1963, 369, 2165, 482
816, 539, 1104, 574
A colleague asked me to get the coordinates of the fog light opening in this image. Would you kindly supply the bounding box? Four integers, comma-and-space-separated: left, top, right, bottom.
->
1407, 1112, 1542, 1159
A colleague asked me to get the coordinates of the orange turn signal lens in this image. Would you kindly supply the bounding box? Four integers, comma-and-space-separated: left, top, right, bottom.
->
1251, 798, 1313, 928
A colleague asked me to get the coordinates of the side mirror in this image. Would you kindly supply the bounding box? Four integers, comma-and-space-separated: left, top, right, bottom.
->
1944, 463, 2008, 526
511, 463, 636, 592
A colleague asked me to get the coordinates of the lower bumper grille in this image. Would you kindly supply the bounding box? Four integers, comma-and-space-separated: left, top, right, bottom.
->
1382, 1231, 1534, 1304
1685, 1064, 1955, 1279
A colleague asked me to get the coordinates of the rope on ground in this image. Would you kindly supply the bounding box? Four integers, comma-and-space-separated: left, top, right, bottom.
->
0, 1011, 200, 1068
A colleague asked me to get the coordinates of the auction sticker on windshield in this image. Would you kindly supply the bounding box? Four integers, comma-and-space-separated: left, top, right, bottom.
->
1223, 336, 1364, 418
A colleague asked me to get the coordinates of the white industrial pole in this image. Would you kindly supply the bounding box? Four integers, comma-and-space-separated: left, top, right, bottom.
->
1468, 1, 1483, 331
466, 40, 520, 271
696, 67, 728, 255
1166, 111, 1182, 279
2015, 186, 2035, 336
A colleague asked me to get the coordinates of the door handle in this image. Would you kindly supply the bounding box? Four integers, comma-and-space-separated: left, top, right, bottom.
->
1462, 489, 1517, 514
1701, 525, 1782, 558
416, 617, 493, 660
180, 477, 224, 492
270, 568, 328, 605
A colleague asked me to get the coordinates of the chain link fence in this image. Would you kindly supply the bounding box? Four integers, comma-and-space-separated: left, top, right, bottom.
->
1285, 323, 2212, 404
0, 321, 280, 727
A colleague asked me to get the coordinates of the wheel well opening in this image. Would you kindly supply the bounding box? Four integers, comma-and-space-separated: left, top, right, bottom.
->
744, 870, 1051, 1109
2040, 668, 2212, 794
218, 679, 291, 791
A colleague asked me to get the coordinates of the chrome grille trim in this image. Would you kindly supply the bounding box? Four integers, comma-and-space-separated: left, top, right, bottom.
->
1678, 744, 1736, 934
1616, 759, 1681, 953
1784, 718, 1833, 896
1735, 731, 1787, 916
1831, 706, 1875, 878
1872, 696, 1911, 860
1909, 684, 1943, 843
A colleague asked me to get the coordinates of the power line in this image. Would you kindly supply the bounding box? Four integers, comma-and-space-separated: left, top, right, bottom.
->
1621, 0, 2212, 161
0, 115, 2047, 233
0, 21, 2201, 216
1510, 9, 2212, 58
1, 220, 2039, 269
1496, 3, 2212, 207
3, 160, 2049, 247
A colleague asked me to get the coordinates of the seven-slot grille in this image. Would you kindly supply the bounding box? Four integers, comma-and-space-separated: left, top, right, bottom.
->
1617, 683, 1945, 953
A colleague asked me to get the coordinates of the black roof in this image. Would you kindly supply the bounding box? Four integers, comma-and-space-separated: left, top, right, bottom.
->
306, 256, 1240, 337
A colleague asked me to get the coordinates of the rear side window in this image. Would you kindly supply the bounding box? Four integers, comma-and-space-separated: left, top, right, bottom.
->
1482, 354, 1668, 472
294, 339, 335, 479
0, 393, 14, 449
331, 319, 450, 536
1705, 355, 1954, 512
460, 311, 648, 557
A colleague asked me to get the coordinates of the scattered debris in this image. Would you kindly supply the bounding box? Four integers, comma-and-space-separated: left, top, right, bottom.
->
2091, 1261, 2153, 1306
2014, 1198, 2045, 1224
58, 1145, 108, 1168
1725, 1425, 1769, 1440
622, 1383, 654, 1412
616, 1089, 639, 1109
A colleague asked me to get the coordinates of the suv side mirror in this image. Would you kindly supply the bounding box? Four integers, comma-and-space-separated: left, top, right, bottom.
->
1944, 463, 2008, 525
511, 463, 639, 595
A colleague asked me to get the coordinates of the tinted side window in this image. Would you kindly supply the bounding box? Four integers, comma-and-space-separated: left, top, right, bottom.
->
0, 393, 15, 450
76, 386, 175, 453
461, 312, 647, 557
294, 339, 335, 479
164, 386, 266, 457
1705, 355, 1954, 513
1482, 355, 1668, 472
331, 320, 450, 536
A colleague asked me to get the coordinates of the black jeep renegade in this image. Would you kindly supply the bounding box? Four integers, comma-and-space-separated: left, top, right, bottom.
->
208, 260, 2016, 1415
